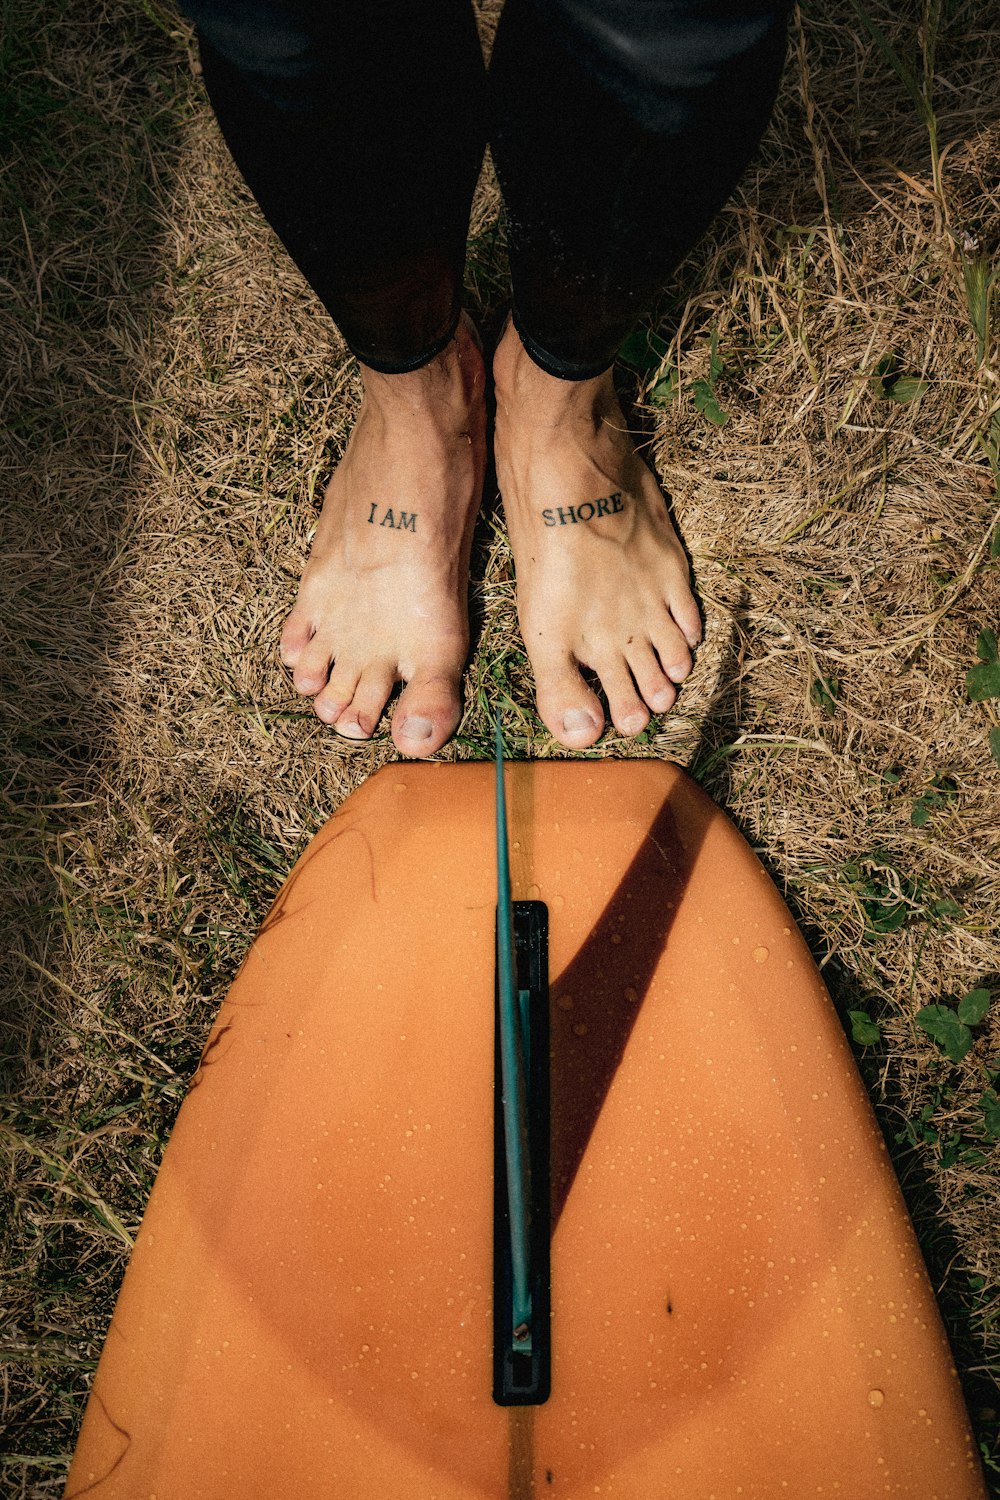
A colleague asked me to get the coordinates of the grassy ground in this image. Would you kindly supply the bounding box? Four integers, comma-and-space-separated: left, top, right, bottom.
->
1, 0, 998, 1492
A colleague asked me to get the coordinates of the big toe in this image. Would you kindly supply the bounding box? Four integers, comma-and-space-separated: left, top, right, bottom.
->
533, 656, 605, 749
391, 671, 462, 759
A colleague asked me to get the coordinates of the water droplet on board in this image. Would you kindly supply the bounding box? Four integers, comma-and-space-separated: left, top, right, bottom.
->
527, 883, 541, 899
573, 1022, 589, 1037
552, 893, 565, 909
868, 1389, 885, 1408
753, 946, 769, 963
557, 994, 574, 1011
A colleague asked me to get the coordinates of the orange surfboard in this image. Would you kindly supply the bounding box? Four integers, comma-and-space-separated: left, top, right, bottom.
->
65, 761, 986, 1499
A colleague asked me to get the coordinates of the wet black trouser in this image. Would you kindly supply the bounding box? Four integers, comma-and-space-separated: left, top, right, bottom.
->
179, 0, 792, 378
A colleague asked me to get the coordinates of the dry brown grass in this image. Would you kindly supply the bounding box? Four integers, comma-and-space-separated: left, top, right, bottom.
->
2, 0, 998, 1492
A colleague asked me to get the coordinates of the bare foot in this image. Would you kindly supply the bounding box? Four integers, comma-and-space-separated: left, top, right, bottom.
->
493, 319, 701, 750
280, 313, 486, 757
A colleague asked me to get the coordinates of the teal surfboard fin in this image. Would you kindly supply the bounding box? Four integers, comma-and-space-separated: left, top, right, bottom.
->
493, 712, 550, 1405
495, 713, 532, 1349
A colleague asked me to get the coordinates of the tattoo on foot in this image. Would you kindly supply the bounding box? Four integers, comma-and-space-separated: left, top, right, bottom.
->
367, 502, 417, 533
541, 492, 624, 528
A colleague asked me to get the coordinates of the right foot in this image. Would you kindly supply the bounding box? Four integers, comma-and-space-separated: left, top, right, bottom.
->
280, 313, 487, 758
493, 319, 702, 749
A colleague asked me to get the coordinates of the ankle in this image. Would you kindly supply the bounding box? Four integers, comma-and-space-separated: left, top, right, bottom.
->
360, 314, 484, 421
493, 320, 612, 420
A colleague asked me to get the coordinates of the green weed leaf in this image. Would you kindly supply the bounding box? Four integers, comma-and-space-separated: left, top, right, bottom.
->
869, 847, 898, 867
864, 899, 908, 933
916, 1004, 974, 1062
895, 1100, 939, 1147
647, 367, 679, 407
911, 775, 957, 826
976, 628, 998, 662
989, 726, 1000, 768
967, 661, 1000, 701
690, 378, 729, 428
708, 329, 725, 385
961, 253, 997, 367
848, 1010, 881, 1046
870, 352, 928, 403
810, 676, 839, 716
886, 375, 928, 403
957, 988, 992, 1025
620, 328, 670, 374
979, 1090, 1000, 1139
848, 4, 928, 120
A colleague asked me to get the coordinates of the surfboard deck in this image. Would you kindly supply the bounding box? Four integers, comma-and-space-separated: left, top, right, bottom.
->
64, 761, 986, 1499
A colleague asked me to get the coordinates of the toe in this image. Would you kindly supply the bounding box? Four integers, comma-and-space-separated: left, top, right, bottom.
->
292, 634, 335, 695
533, 655, 605, 748
653, 617, 694, 685
335, 665, 396, 739
280, 609, 314, 669
625, 639, 676, 715
668, 585, 702, 651
314, 664, 362, 724
594, 655, 650, 737
391, 670, 462, 758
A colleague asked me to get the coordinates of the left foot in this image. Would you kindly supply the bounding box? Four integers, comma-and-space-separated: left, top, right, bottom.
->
493, 319, 702, 749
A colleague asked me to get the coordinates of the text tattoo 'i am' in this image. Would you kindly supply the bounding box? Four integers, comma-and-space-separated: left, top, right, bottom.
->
368, 503, 417, 532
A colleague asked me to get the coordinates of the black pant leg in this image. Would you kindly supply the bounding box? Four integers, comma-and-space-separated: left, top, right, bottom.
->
490, 0, 793, 378
180, 0, 487, 372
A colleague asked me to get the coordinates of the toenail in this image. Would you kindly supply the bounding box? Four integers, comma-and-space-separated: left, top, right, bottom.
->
621, 713, 647, 734
666, 664, 688, 683
399, 715, 434, 741
315, 700, 343, 723
651, 688, 674, 711
563, 708, 597, 734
